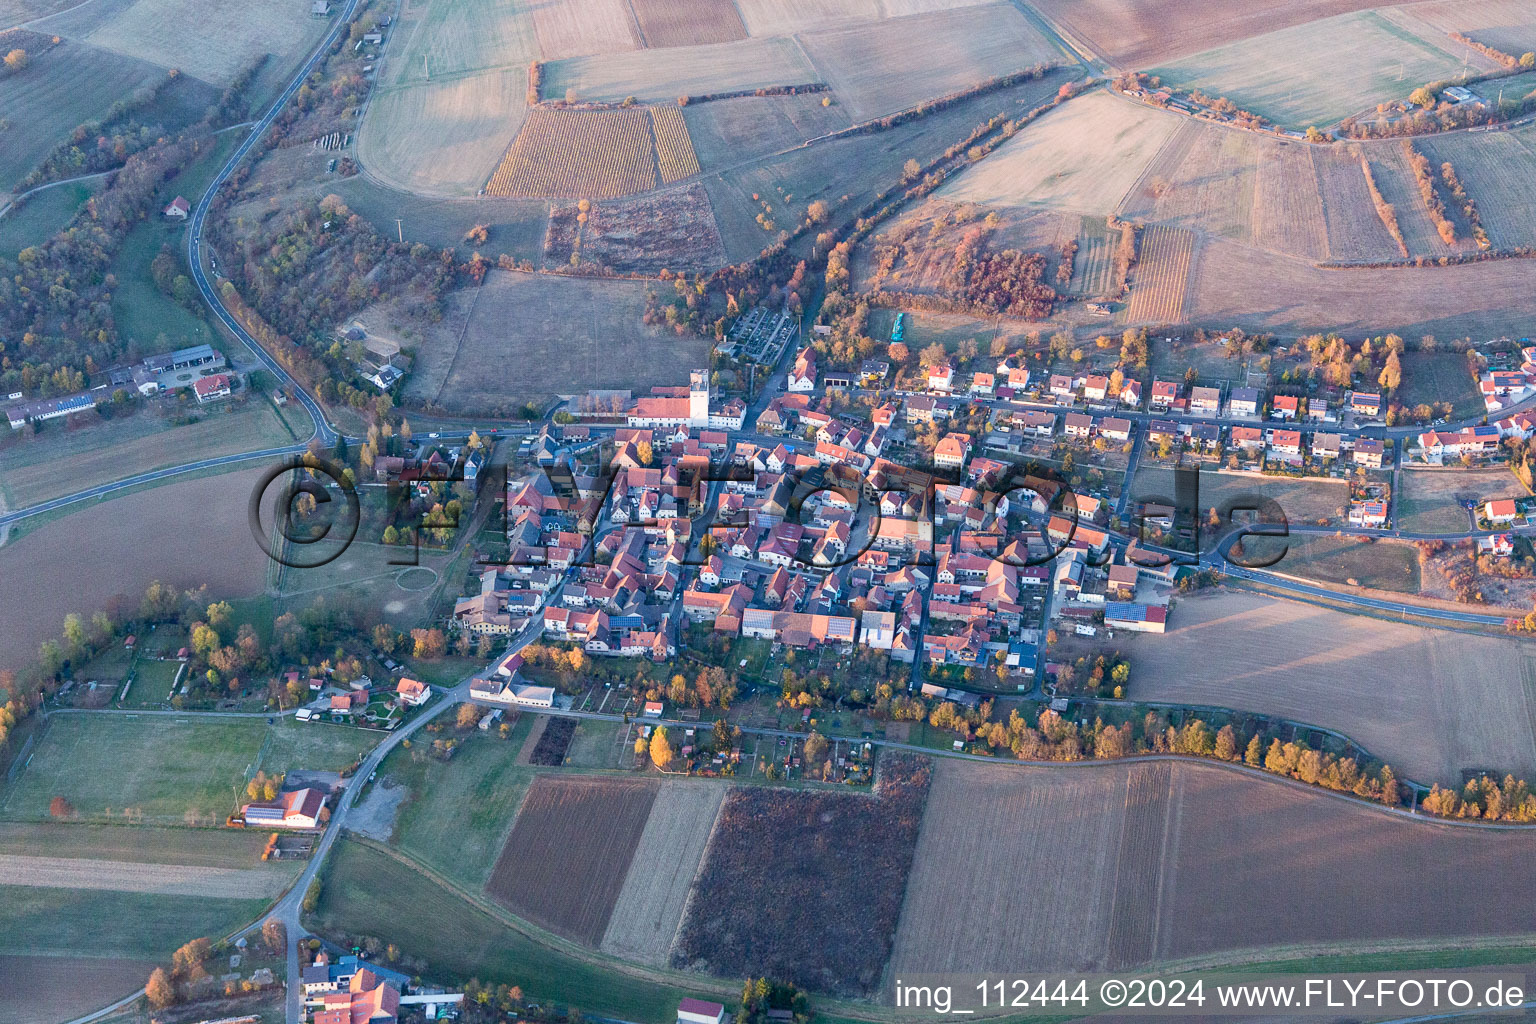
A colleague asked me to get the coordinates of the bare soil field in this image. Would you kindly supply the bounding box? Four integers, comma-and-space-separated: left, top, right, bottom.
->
1419, 126, 1536, 251
1126, 224, 1195, 323
84, 0, 323, 85
673, 756, 931, 996
396, 269, 710, 415
1160, 760, 1536, 963
0, 39, 165, 188
630, 0, 745, 47
889, 759, 1131, 974
1406, 0, 1536, 57
1184, 235, 1536, 338
0, 467, 270, 673
485, 775, 657, 944
891, 757, 1536, 984
542, 36, 816, 105
1398, 467, 1525, 534
1147, 9, 1497, 130
0, 854, 290, 898
487, 106, 657, 198
1132, 466, 1350, 526
601, 781, 727, 965
732, 0, 880, 36
359, 69, 531, 197
939, 90, 1181, 215
1026, 0, 1412, 67
799, 3, 1059, 121
529, 0, 638, 58
1127, 590, 1536, 785
0, 954, 155, 1024
546, 182, 726, 273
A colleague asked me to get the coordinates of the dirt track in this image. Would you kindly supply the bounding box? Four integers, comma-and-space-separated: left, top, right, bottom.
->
0, 853, 290, 898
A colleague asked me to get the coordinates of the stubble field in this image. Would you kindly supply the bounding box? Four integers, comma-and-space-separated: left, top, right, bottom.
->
542, 36, 816, 104
600, 781, 727, 965
939, 90, 1182, 215
528, 0, 639, 58
630, 0, 746, 47
484, 775, 657, 944
1126, 591, 1536, 785
798, 3, 1060, 121
1407, 0, 1536, 57
83, 0, 324, 85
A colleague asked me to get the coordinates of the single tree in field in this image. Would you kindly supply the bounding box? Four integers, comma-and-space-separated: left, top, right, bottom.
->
146, 968, 175, 1009
649, 726, 673, 769
456, 703, 482, 730
48, 795, 73, 818
2, 49, 26, 72
1409, 87, 1435, 108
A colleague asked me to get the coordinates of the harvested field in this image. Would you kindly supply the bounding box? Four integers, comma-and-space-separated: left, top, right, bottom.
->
1252, 139, 1330, 258
542, 36, 815, 105
601, 781, 727, 965
1147, 10, 1497, 130
1126, 223, 1195, 323
892, 757, 1536, 981
630, 0, 745, 47
1185, 235, 1536, 338
529, 0, 638, 58
1132, 466, 1350, 527
798, 4, 1060, 121
1025, 0, 1406, 67
939, 91, 1182, 215
487, 106, 657, 198
673, 755, 931, 996
0, 954, 154, 1024
397, 269, 710, 416
650, 106, 700, 183
84, 0, 322, 85
1398, 467, 1525, 534
1316, 144, 1403, 261
359, 70, 531, 197
0, 854, 290, 898
485, 775, 657, 944
0, 467, 269, 674
382, 0, 538, 90
732, 0, 880, 36
1407, 0, 1536, 58
527, 716, 576, 765
1128, 590, 1536, 784
0, 39, 165, 188
1419, 126, 1536, 251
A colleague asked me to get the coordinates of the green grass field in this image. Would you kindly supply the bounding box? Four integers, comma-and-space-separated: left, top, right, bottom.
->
1397, 350, 1482, 420
0, 885, 269, 957
0, 178, 104, 258
310, 839, 697, 1023
1147, 10, 1493, 129
563, 720, 619, 769
125, 660, 183, 704
0, 715, 379, 824
0, 820, 274, 865
380, 723, 534, 889
0, 399, 297, 509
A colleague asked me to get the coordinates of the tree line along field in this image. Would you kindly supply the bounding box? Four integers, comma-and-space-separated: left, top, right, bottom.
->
1146, 9, 1501, 130
484, 775, 657, 945
891, 757, 1536, 985
1126, 591, 1536, 786
539, 36, 817, 106
1418, 125, 1536, 251
672, 755, 931, 997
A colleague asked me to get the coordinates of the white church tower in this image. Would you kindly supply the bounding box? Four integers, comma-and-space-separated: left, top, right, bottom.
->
688, 368, 710, 428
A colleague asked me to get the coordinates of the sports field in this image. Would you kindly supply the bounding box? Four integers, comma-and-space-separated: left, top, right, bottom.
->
939, 90, 1181, 214
1127, 591, 1536, 785
541, 36, 816, 105
84, 0, 325, 85
1147, 10, 1499, 129
800, 3, 1059, 121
